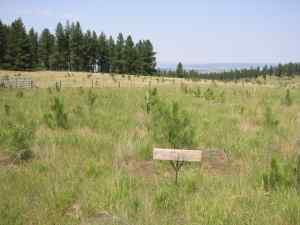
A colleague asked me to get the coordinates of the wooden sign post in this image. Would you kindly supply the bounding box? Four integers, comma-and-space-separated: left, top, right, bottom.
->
153, 148, 203, 185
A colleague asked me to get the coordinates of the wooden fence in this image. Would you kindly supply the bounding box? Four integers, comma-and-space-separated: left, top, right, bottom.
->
0, 78, 33, 88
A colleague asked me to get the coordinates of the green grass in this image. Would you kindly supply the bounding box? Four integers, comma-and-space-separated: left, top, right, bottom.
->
1, 79, 300, 225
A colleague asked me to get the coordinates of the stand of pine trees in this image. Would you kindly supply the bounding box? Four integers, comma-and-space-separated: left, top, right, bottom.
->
157, 62, 300, 81
0, 18, 156, 75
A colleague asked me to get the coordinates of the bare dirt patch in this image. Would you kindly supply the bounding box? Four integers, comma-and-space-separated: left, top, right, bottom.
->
124, 157, 154, 179
0, 151, 12, 167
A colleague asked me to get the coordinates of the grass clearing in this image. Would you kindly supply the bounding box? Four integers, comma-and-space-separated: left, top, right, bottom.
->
1, 71, 300, 224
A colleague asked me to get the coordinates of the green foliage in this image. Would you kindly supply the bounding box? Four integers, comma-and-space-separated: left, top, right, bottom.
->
151, 101, 196, 149
144, 87, 158, 114
269, 158, 282, 189
176, 62, 184, 77
44, 97, 69, 129
203, 88, 215, 101
9, 124, 35, 161
263, 157, 299, 192
0, 18, 156, 74
264, 105, 278, 128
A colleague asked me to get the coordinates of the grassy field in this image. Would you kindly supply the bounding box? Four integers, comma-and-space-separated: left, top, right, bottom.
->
1, 71, 300, 225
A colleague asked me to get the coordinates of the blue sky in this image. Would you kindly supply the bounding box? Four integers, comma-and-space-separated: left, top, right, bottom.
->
1, 0, 299, 64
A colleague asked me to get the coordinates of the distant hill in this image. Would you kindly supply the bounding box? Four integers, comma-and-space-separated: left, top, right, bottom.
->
158, 62, 277, 73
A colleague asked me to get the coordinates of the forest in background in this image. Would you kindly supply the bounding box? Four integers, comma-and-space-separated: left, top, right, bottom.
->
0, 18, 156, 75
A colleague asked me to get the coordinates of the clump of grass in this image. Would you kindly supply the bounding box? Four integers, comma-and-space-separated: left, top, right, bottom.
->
44, 97, 69, 129
154, 183, 178, 210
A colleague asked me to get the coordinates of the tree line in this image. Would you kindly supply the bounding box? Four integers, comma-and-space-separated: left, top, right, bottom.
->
157, 62, 300, 80
0, 18, 156, 74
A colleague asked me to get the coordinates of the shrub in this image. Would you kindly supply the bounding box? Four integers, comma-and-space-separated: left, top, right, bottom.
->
9, 124, 35, 161
151, 101, 196, 149
44, 97, 69, 129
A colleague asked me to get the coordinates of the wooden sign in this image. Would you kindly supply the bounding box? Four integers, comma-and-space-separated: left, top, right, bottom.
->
153, 148, 202, 162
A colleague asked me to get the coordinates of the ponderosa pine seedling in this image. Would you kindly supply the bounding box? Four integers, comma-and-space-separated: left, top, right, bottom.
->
145, 87, 158, 114
264, 105, 279, 128
9, 124, 35, 161
151, 100, 196, 184
44, 97, 69, 129
282, 89, 292, 106
4, 104, 10, 116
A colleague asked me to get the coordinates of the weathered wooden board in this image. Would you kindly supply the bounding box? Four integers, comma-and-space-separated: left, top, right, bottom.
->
153, 148, 202, 162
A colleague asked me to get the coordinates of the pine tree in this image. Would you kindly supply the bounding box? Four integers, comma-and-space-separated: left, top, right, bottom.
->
135, 40, 145, 74
90, 31, 98, 72
69, 22, 83, 71
107, 35, 115, 73
143, 40, 156, 74
28, 28, 39, 68
53, 22, 68, 70
5, 18, 31, 69
124, 35, 137, 74
82, 30, 93, 71
115, 33, 125, 73
176, 62, 184, 77
0, 20, 8, 68
98, 32, 109, 73
64, 21, 71, 71
39, 28, 55, 69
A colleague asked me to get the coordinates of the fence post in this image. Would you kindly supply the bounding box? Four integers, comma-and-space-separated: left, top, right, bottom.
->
60, 80, 62, 89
